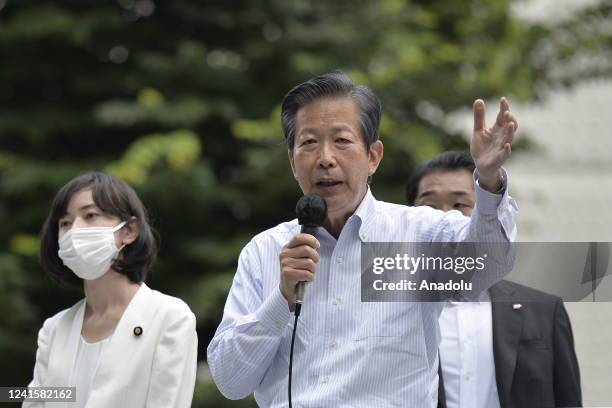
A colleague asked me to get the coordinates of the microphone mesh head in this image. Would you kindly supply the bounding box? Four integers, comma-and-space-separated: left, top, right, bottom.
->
296, 194, 327, 227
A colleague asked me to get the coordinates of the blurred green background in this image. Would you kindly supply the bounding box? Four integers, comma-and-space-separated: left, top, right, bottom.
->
0, 0, 610, 406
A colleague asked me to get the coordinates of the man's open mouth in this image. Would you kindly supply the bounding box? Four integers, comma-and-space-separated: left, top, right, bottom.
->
317, 180, 342, 187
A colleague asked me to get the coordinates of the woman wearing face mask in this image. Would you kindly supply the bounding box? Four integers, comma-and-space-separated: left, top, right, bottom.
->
24, 172, 197, 408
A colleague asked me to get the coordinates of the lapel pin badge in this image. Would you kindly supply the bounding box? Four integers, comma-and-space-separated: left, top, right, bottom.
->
512, 304, 522, 310
133, 326, 143, 336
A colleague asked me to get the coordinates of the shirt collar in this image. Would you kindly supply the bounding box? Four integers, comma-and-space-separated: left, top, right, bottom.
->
306, 187, 378, 243
353, 186, 377, 241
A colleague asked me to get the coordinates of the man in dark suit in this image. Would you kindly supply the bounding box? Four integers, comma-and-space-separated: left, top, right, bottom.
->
406, 151, 582, 408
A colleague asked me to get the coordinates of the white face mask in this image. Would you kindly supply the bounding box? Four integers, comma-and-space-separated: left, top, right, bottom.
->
58, 221, 127, 280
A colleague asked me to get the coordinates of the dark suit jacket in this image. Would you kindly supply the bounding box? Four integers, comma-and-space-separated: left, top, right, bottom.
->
438, 280, 582, 408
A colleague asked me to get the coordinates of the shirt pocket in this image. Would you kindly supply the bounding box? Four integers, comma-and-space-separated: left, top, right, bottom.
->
352, 303, 416, 340
351, 303, 428, 364
349, 303, 430, 390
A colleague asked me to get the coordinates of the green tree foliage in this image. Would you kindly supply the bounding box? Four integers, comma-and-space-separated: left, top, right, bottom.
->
1, 0, 610, 405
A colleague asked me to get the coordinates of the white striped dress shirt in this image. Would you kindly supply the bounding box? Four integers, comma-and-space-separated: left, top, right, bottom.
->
208, 170, 517, 408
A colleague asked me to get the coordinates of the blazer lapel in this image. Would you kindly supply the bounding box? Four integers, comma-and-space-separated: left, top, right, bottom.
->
47, 300, 85, 385
88, 283, 160, 403
490, 282, 524, 408
44, 300, 85, 408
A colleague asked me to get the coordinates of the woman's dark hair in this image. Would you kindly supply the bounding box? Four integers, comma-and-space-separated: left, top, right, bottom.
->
281, 70, 382, 151
406, 151, 476, 205
40, 171, 158, 286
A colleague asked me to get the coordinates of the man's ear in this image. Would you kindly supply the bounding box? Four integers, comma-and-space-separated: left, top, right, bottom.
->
368, 140, 384, 176
288, 149, 298, 179
121, 216, 140, 246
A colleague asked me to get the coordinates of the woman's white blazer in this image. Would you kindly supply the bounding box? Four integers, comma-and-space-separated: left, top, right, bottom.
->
23, 283, 198, 407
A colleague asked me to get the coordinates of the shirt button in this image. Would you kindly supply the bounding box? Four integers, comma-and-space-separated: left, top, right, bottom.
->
329, 340, 337, 348
321, 376, 329, 384
332, 298, 340, 306
336, 256, 344, 264
465, 373, 472, 381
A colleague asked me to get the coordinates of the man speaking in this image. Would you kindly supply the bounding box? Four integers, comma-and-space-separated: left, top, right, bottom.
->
207, 71, 518, 407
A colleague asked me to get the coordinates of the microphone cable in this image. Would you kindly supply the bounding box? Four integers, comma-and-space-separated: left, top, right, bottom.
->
288, 303, 301, 408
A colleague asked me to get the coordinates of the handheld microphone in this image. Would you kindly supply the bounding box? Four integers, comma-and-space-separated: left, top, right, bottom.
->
295, 194, 327, 305
289, 194, 326, 408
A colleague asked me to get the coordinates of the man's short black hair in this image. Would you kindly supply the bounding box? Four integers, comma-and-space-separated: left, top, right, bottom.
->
40, 171, 158, 286
281, 70, 382, 151
405, 151, 475, 205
